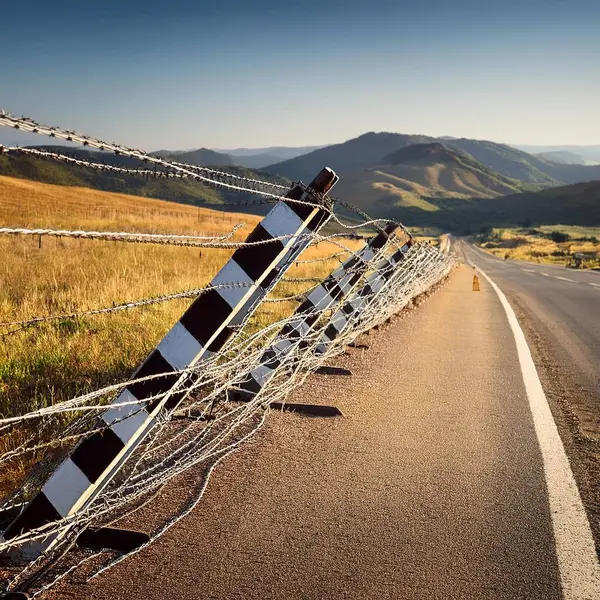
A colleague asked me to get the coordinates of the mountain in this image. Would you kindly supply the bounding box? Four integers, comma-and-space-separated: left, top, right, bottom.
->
0, 146, 288, 213
222, 145, 326, 168
445, 138, 600, 186
536, 150, 586, 165
263, 132, 436, 181
150, 148, 234, 166
332, 143, 531, 218
513, 144, 600, 165
264, 132, 600, 190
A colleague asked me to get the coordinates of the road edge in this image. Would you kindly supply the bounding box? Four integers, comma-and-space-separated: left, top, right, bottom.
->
477, 266, 600, 600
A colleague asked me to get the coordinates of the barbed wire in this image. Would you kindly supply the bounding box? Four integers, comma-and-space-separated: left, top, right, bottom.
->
0, 113, 312, 202
0, 282, 254, 337
0, 112, 407, 233
0, 108, 454, 597
0, 243, 454, 595
0, 145, 291, 196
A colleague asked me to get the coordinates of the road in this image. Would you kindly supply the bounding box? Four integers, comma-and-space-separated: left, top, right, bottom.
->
459, 242, 600, 431
458, 242, 600, 526
48, 265, 599, 600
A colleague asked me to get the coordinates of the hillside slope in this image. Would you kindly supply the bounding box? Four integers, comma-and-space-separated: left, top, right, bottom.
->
332, 143, 530, 216
263, 132, 436, 181
0, 147, 288, 212
463, 180, 600, 227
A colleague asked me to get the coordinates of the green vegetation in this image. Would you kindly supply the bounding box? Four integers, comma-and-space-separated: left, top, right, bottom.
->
0, 148, 289, 213
475, 226, 600, 268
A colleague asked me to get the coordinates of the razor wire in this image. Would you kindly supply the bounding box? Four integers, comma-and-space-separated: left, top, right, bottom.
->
0, 110, 455, 597
0, 112, 401, 232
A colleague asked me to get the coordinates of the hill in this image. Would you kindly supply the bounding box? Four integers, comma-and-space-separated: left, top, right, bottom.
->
150, 148, 234, 166
332, 143, 531, 219
461, 180, 600, 229
263, 132, 436, 182
374, 179, 600, 231
0, 147, 288, 213
264, 132, 600, 191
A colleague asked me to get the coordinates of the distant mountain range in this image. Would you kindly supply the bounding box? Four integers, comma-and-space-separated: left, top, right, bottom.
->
512, 144, 600, 165
1, 130, 599, 231
151, 148, 235, 166
218, 145, 325, 169
148, 145, 327, 169
535, 150, 586, 165
263, 132, 600, 188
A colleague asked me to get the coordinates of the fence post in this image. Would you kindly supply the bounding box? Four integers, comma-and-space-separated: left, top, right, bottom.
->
230, 222, 400, 400
1, 168, 338, 559
314, 239, 417, 354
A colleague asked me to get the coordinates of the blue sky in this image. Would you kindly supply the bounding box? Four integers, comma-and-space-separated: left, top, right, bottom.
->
1, 0, 598, 150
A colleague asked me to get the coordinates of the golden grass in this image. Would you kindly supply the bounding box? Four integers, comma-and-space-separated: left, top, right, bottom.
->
479, 226, 600, 268
0, 176, 364, 495
0, 176, 362, 414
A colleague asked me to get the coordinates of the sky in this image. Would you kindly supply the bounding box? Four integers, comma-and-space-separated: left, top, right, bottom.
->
0, 0, 598, 150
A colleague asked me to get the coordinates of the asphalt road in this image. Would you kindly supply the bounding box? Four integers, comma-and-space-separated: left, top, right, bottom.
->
458, 242, 600, 442
49, 266, 573, 599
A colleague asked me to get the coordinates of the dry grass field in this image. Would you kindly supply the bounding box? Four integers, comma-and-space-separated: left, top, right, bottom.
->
478, 226, 600, 268
0, 176, 363, 420
0, 175, 369, 493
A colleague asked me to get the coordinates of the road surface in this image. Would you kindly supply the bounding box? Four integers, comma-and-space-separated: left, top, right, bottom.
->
458, 242, 600, 545
48, 265, 599, 600
459, 242, 600, 431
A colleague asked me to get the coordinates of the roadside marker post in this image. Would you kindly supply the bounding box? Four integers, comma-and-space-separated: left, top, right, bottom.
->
473, 272, 480, 291
229, 222, 401, 401
1, 168, 338, 561
313, 240, 417, 354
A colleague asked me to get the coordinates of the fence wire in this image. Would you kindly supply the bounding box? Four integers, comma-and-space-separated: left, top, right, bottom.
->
0, 110, 455, 597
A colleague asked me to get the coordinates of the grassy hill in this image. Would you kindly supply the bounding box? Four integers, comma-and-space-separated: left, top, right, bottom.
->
0, 147, 289, 213
332, 143, 532, 218
461, 180, 600, 229
386, 180, 600, 231
263, 132, 436, 182
264, 132, 600, 191
0, 174, 359, 494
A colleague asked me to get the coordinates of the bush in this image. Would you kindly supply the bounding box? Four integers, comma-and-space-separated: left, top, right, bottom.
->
549, 230, 570, 243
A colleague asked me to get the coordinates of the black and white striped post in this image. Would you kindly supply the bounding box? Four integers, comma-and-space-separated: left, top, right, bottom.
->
230, 222, 400, 400
314, 238, 416, 354
1, 168, 338, 559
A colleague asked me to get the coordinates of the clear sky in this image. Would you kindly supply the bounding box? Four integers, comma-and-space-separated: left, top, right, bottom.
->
1, 0, 598, 150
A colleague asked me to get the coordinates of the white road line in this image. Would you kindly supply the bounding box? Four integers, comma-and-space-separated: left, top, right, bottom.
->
540, 272, 550, 277
523, 269, 537, 273
553, 276, 575, 283
478, 267, 600, 600
590, 283, 600, 289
